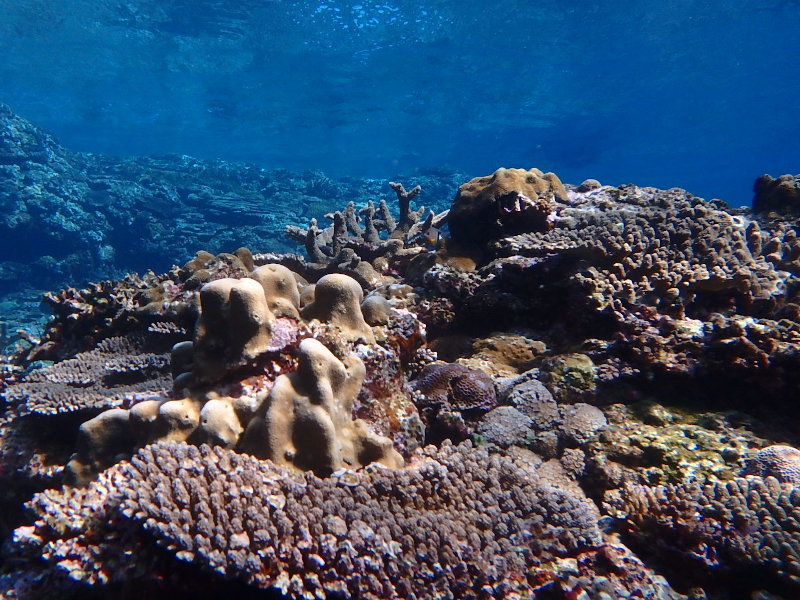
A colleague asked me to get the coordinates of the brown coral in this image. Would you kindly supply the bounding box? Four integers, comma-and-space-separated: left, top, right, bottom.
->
412, 362, 497, 411
116, 440, 602, 597
240, 338, 403, 476
192, 277, 275, 382
448, 167, 567, 253
607, 475, 800, 595
5, 333, 173, 416
746, 444, 800, 485
300, 273, 376, 343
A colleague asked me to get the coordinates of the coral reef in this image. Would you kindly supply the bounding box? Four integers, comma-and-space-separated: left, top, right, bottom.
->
10, 440, 620, 599
283, 179, 449, 286
606, 475, 800, 596
240, 338, 403, 476
5, 333, 174, 416
7, 157, 800, 599
447, 167, 567, 256
754, 173, 800, 215
0, 104, 460, 295
745, 444, 800, 484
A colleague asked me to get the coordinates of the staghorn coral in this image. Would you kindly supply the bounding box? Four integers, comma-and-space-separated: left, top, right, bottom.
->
606, 475, 800, 596
283, 180, 447, 285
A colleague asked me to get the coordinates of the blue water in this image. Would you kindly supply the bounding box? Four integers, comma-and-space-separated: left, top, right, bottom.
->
1, 0, 800, 206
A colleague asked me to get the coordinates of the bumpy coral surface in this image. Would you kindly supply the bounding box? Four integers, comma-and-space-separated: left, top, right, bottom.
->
607, 475, 800, 595
8, 160, 800, 600
448, 167, 567, 253
746, 444, 800, 484
5, 333, 174, 416
240, 338, 403, 476
13, 440, 612, 599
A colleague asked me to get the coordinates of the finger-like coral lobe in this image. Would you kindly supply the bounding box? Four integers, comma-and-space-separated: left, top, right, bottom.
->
240, 338, 403, 476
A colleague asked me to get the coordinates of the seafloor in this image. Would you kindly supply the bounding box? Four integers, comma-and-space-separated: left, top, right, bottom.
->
2, 105, 800, 599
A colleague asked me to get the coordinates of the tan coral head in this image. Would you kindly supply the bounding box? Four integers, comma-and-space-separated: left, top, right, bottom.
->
301, 273, 376, 343
240, 337, 403, 477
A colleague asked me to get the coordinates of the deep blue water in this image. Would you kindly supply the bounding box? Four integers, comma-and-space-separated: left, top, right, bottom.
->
1, 0, 800, 205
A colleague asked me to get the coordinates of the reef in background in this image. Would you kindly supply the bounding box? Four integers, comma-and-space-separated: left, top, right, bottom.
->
0, 104, 462, 295
3, 109, 800, 599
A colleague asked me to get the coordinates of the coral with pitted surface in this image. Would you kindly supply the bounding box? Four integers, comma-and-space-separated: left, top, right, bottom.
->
746, 444, 800, 484
2, 259, 420, 488
448, 167, 567, 254
8, 162, 800, 600
412, 362, 497, 411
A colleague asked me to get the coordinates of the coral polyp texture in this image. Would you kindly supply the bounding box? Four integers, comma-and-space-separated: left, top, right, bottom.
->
13, 440, 608, 598
7, 152, 800, 599
606, 475, 800, 595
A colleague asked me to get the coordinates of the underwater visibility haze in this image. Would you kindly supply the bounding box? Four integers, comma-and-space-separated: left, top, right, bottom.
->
4, 2, 800, 600
1, 0, 799, 204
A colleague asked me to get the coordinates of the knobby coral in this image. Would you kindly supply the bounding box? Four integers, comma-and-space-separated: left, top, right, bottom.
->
11, 440, 614, 599
606, 475, 800, 595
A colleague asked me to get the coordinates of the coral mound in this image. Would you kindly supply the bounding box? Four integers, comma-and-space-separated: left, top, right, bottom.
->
607, 475, 800, 595
240, 338, 403, 476
448, 167, 567, 253
12, 440, 613, 599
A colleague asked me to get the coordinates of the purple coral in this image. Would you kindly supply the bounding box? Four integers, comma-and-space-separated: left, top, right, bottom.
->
747, 444, 800, 485
413, 363, 497, 411
13, 440, 609, 598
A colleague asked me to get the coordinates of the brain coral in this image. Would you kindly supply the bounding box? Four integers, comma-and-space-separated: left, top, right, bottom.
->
746, 444, 800, 485
413, 363, 497, 411
607, 475, 800, 594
